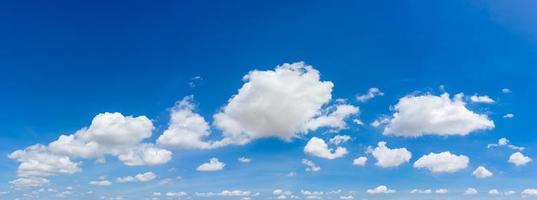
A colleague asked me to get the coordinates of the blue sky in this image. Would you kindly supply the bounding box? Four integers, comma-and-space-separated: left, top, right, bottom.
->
1, 0, 537, 199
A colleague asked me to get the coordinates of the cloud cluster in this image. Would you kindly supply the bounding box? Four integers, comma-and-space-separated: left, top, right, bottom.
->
116, 172, 156, 183
9, 113, 170, 188
383, 93, 494, 136
302, 159, 321, 172
487, 137, 525, 151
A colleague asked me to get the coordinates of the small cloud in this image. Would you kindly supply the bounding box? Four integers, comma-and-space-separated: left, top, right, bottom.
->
197, 158, 225, 171
502, 88, 512, 94
503, 113, 514, 119
238, 157, 251, 163
470, 95, 495, 103
302, 159, 321, 172
89, 180, 112, 186
464, 188, 478, 195
473, 166, 493, 178
188, 76, 203, 88
356, 88, 384, 102
352, 156, 367, 166
488, 137, 524, 151
367, 185, 395, 194
509, 152, 532, 166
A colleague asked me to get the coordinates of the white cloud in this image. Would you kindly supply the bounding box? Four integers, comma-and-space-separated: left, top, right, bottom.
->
371, 117, 390, 128
329, 135, 351, 145
367, 185, 395, 194
435, 189, 449, 194
340, 195, 354, 199
368, 141, 411, 168
464, 188, 478, 195
505, 190, 516, 196
116, 172, 156, 183
89, 180, 112, 186
304, 137, 348, 159
509, 152, 532, 166
10, 177, 50, 188
213, 62, 356, 145
273, 189, 294, 199
166, 192, 188, 197
503, 113, 514, 119
303, 104, 359, 132
156, 96, 215, 149
470, 95, 495, 103
197, 158, 225, 171
117, 144, 172, 166
218, 190, 252, 197
383, 93, 494, 136
302, 159, 321, 172
487, 137, 524, 151
413, 152, 469, 173
522, 189, 537, 198
8, 144, 80, 179
502, 88, 512, 93
238, 157, 252, 163
489, 189, 500, 195
410, 189, 432, 194
473, 166, 493, 178
356, 88, 384, 102
352, 156, 367, 166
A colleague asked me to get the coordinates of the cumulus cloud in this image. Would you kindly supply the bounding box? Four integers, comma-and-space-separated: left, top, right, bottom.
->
156, 96, 215, 149
304, 137, 348, 160
166, 192, 188, 197
410, 189, 432, 194
367, 185, 395, 194
368, 141, 411, 168
302, 159, 321, 172
197, 158, 225, 171
502, 88, 512, 93
213, 62, 356, 145
352, 156, 367, 166
116, 172, 156, 183
329, 135, 351, 145
470, 95, 495, 103
89, 180, 112, 186
509, 152, 532, 166
383, 93, 494, 136
473, 166, 493, 178
8, 112, 172, 187
464, 188, 478, 195
273, 189, 296, 199
9, 177, 50, 188
489, 189, 500, 195
356, 88, 384, 102
435, 189, 449, 194
413, 152, 469, 173
522, 189, 537, 198
487, 137, 524, 151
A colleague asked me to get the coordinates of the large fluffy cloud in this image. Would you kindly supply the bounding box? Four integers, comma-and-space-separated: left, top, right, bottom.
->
368, 141, 411, 168
9, 112, 171, 187
383, 93, 494, 136
413, 152, 469, 173
304, 137, 348, 160
213, 62, 357, 145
